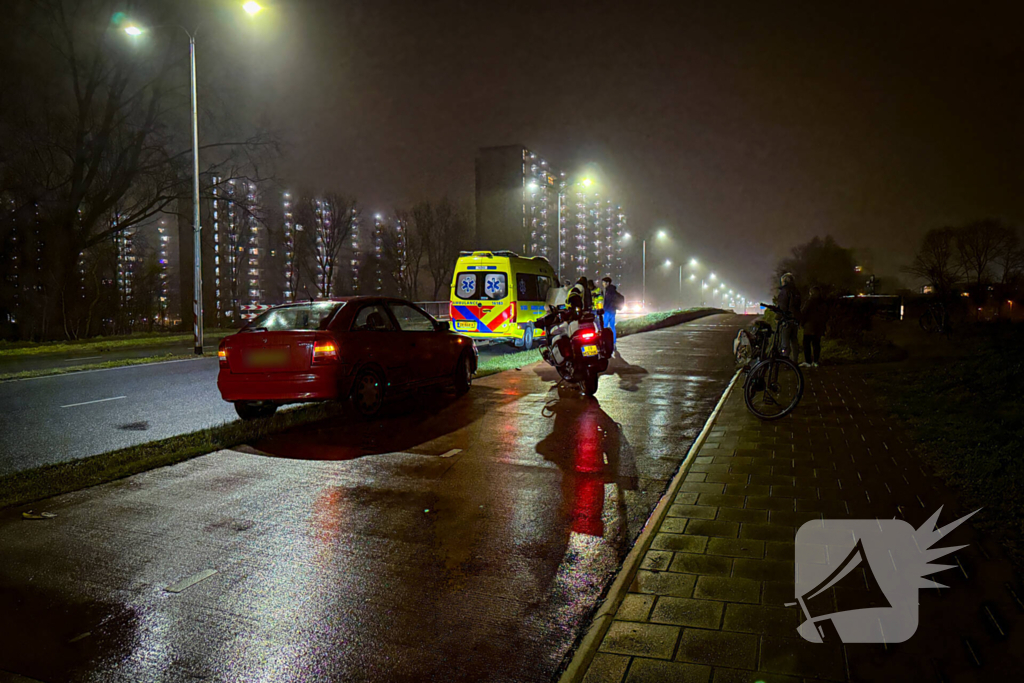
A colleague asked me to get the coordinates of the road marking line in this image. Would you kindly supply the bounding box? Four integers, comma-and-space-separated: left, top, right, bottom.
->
65, 356, 102, 363
60, 395, 127, 408
439, 449, 462, 458
165, 569, 218, 594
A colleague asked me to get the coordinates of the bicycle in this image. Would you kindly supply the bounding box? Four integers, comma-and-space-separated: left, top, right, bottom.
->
919, 301, 950, 335
741, 304, 804, 420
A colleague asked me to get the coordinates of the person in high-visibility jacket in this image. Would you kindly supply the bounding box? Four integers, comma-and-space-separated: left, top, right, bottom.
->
590, 279, 604, 326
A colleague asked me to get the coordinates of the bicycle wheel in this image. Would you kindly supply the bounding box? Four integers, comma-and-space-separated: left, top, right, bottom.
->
744, 358, 804, 420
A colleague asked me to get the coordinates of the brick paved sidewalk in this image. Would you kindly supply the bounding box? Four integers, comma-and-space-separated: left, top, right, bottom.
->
579, 366, 1024, 683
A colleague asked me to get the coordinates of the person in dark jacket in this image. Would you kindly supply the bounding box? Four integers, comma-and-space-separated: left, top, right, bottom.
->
777, 273, 802, 363
800, 285, 828, 367
600, 277, 621, 349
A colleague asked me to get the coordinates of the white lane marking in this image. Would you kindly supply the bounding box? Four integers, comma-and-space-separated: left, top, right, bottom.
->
65, 356, 102, 363
60, 395, 127, 409
164, 569, 218, 594
6, 356, 209, 383
439, 449, 462, 458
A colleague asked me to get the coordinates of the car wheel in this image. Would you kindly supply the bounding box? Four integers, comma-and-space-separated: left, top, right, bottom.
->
235, 400, 277, 420
350, 368, 385, 417
453, 352, 473, 396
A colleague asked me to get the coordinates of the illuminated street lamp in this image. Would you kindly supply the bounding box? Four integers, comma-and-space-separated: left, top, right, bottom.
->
124, 2, 262, 355
638, 229, 670, 309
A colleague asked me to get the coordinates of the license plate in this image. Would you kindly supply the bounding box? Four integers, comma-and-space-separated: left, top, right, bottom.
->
246, 348, 289, 367
455, 321, 476, 331
582, 344, 598, 357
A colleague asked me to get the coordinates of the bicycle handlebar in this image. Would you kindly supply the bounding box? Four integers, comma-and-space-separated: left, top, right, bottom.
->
759, 303, 795, 320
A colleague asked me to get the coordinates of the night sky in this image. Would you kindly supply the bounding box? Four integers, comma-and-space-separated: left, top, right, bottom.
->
237, 0, 1022, 300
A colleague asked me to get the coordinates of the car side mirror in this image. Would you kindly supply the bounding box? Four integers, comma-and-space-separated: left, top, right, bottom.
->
437, 321, 450, 332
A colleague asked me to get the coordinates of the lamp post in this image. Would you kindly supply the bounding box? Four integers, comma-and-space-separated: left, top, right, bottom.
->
124, 1, 262, 355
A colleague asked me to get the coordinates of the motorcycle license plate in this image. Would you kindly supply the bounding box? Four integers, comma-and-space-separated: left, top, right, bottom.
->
581, 344, 598, 357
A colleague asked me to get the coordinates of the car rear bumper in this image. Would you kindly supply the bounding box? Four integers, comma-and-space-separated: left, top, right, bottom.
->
218, 366, 352, 403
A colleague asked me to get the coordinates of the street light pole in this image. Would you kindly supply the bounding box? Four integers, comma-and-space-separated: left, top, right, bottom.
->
678, 265, 683, 306
189, 32, 203, 355
642, 239, 647, 308
125, 2, 263, 355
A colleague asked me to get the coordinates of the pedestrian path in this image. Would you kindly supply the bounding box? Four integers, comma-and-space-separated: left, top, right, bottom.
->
573, 366, 1024, 683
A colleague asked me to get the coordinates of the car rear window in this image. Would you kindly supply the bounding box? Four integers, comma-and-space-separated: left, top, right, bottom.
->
245, 302, 344, 331
455, 272, 507, 301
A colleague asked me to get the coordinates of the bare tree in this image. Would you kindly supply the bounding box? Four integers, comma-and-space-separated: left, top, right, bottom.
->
952, 219, 1018, 290
294, 192, 358, 298
0, 0, 276, 339
380, 211, 424, 300
416, 198, 471, 300
903, 227, 961, 297
990, 226, 1024, 287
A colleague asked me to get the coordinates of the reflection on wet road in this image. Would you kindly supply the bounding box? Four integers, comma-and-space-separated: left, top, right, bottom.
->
0, 314, 745, 682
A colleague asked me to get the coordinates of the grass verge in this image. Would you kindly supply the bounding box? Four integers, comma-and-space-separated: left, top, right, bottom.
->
617, 307, 723, 337
0, 353, 200, 382
0, 402, 343, 511
867, 329, 1024, 566
818, 331, 907, 365
476, 349, 542, 378
0, 329, 235, 357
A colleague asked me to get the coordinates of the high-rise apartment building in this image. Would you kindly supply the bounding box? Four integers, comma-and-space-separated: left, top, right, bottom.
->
211, 177, 265, 322
475, 144, 626, 283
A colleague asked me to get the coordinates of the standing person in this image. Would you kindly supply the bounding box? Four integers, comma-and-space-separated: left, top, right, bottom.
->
590, 279, 604, 330
600, 277, 623, 349
777, 272, 802, 364
800, 285, 827, 367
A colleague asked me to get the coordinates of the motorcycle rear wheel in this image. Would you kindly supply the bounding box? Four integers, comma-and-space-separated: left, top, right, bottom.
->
581, 369, 599, 396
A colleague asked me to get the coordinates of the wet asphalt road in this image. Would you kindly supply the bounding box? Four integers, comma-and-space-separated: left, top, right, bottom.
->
0, 342, 525, 476
0, 314, 744, 683
0, 357, 237, 476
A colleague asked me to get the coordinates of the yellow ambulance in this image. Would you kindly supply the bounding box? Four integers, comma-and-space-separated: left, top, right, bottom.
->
449, 251, 558, 348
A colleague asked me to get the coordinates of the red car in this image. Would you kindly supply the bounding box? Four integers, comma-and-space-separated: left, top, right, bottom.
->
217, 297, 478, 419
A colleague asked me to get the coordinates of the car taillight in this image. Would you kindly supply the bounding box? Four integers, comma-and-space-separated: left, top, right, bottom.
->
312, 341, 338, 364
575, 327, 598, 343
218, 348, 228, 367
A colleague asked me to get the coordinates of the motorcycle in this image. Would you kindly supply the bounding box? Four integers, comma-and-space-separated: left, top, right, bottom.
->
537, 306, 614, 395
